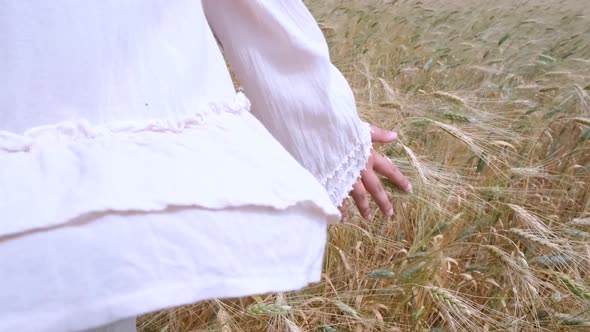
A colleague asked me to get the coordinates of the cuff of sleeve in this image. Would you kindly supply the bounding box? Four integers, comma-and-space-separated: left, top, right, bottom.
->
319, 122, 372, 208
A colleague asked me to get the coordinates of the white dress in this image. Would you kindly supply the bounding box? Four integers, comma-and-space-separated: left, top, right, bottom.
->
0, 1, 372, 331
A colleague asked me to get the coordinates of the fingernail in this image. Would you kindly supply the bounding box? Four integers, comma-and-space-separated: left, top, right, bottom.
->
387, 208, 394, 217
367, 213, 374, 221
388, 131, 398, 140
405, 183, 413, 193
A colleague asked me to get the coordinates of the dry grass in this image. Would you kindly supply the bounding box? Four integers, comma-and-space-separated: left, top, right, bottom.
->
140, 0, 590, 330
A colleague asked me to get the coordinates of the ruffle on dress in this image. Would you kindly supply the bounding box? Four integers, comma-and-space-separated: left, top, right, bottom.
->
0, 93, 341, 238
0, 93, 251, 153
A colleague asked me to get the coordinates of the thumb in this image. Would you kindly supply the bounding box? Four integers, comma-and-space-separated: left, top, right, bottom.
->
371, 125, 398, 143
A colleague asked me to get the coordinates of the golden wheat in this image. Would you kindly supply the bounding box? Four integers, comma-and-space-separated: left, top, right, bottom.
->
139, 0, 590, 330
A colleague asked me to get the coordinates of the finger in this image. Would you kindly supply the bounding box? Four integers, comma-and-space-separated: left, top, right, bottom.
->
371, 125, 398, 144
361, 167, 394, 217
373, 153, 412, 193
338, 199, 349, 221
350, 179, 372, 220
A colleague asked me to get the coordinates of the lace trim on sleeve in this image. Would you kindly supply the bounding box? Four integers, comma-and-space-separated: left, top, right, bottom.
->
319, 122, 372, 207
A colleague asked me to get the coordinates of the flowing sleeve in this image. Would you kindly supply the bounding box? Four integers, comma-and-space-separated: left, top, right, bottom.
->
203, 0, 372, 206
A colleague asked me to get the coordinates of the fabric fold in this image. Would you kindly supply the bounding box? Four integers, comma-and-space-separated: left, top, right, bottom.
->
0, 94, 340, 238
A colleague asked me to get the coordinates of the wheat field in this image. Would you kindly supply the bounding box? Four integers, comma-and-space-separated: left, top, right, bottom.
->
140, 0, 590, 330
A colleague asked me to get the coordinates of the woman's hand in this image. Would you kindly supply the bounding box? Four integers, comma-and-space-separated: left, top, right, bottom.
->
341, 126, 412, 221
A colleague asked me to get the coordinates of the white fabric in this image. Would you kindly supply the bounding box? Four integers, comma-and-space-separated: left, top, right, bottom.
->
84, 318, 136, 332
0, 0, 372, 331
1, 206, 327, 332
203, 1, 372, 204
0, 95, 339, 237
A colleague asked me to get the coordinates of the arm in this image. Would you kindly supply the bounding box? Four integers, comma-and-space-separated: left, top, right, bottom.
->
203, 0, 410, 216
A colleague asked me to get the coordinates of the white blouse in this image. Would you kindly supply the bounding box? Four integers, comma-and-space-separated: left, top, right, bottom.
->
0, 0, 371, 237
0, 1, 372, 331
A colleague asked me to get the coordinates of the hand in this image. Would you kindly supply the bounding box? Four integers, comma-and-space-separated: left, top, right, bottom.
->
345, 126, 412, 221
